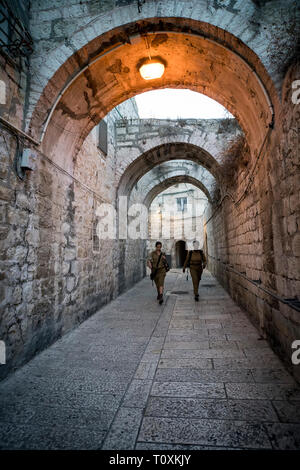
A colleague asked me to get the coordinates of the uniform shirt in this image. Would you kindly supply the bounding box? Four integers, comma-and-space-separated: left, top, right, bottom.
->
149, 250, 166, 269
183, 250, 207, 269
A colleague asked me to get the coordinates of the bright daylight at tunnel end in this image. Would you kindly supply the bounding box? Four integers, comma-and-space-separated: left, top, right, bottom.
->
0, 0, 300, 456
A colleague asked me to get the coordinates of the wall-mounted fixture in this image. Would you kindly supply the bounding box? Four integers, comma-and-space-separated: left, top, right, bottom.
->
20, 148, 37, 171
139, 59, 165, 80
138, 34, 166, 80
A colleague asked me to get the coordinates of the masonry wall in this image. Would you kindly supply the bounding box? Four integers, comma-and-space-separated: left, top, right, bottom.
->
115, 118, 241, 180
148, 184, 208, 268
205, 61, 300, 382
0, 90, 141, 379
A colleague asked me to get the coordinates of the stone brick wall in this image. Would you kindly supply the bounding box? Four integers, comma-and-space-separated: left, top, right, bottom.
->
115, 118, 241, 188
205, 61, 300, 382
0, 91, 140, 379
129, 160, 215, 205
148, 183, 208, 268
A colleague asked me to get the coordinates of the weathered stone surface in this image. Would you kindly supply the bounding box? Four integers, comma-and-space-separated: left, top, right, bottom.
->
138, 416, 272, 449
145, 397, 278, 422
101, 407, 144, 450
154, 368, 253, 384
151, 381, 226, 399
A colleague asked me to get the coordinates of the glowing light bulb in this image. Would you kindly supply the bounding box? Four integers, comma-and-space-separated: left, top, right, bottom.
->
139, 60, 165, 80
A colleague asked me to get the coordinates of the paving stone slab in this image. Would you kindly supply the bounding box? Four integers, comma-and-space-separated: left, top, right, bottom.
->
221, 327, 259, 334
62, 377, 131, 394
264, 423, 300, 450
122, 380, 153, 409
135, 442, 246, 450
272, 401, 300, 424
0, 424, 106, 450
140, 353, 161, 365
167, 329, 209, 338
134, 362, 158, 380
225, 383, 300, 401
151, 381, 226, 399
138, 417, 272, 449
158, 358, 213, 369
0, 388, 124, 411
242, 349, 279, 359
208, 340, 239, 350
166, 332, 209, 342
145, 397, 278, 422
194, 320, 222, 329
251, 369, 295, 384
235, 340, 270, 349
26, 405, 115, 430
63, 359, 138, 372
102, 407, 144, 450
154, 368, 254, 384
163, 340, 210, 350
0, 403, 35, 425
207, 330, 228, 339
161, 349, 246, 359
169, 320, 195, 329
213, 357, 285, 370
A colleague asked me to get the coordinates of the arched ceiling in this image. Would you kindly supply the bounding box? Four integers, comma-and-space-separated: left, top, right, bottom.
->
28, 17, 278, 169
145, 176, 210, 209
114, 118, 242, 179
129, 160, 214, 205
117, 142, 220, 198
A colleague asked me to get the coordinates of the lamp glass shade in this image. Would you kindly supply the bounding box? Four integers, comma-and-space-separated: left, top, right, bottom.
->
139, 61, 165, 80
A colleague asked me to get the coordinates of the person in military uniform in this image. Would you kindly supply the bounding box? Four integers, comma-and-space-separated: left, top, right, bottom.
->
147, 241, 168, 304
183, 240, 207, 301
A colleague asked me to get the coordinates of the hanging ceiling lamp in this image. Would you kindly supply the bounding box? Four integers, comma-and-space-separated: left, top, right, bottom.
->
139, 35, 165, 80
139, 59, 165, 80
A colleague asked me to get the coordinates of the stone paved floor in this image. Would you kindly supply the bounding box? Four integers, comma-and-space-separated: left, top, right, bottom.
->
1, 270, 300, 450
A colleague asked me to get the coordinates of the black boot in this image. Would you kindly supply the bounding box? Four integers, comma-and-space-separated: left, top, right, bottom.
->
158, 294, 163, 304
195, 294, 199, 301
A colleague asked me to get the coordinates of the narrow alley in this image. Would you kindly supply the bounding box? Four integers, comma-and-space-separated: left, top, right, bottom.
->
0, 0, 299, 454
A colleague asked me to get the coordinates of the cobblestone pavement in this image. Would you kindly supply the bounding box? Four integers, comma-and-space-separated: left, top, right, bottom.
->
1, 271, 300, 450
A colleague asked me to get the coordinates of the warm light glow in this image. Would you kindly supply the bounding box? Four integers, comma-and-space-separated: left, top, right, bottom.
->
139, 61, 165, 80
135, 89, 234, 119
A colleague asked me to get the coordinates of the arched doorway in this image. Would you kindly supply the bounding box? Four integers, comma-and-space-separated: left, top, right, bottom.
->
175, 240, 187, 268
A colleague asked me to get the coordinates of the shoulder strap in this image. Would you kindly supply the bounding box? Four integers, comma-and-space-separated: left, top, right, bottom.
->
156, 252, 163, 269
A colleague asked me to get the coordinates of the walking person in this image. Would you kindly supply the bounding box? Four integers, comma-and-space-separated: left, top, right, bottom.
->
183, 240, 207, 301
147, 241, 169, 304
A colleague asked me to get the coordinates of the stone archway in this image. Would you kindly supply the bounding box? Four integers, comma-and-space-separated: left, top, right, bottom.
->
143, 174, 212, 207
27, 16, 278, 170
128, 160, 215, 206
118, 142, 220, 199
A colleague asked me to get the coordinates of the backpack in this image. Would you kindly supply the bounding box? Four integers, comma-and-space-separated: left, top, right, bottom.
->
186, 249, 204, 268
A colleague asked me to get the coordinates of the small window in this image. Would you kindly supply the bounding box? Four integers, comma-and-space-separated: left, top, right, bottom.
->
176, 197, 187, 212
98, 120, 108, 156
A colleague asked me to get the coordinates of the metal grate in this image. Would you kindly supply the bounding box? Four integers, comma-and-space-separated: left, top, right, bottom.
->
0, 0, 33, 65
